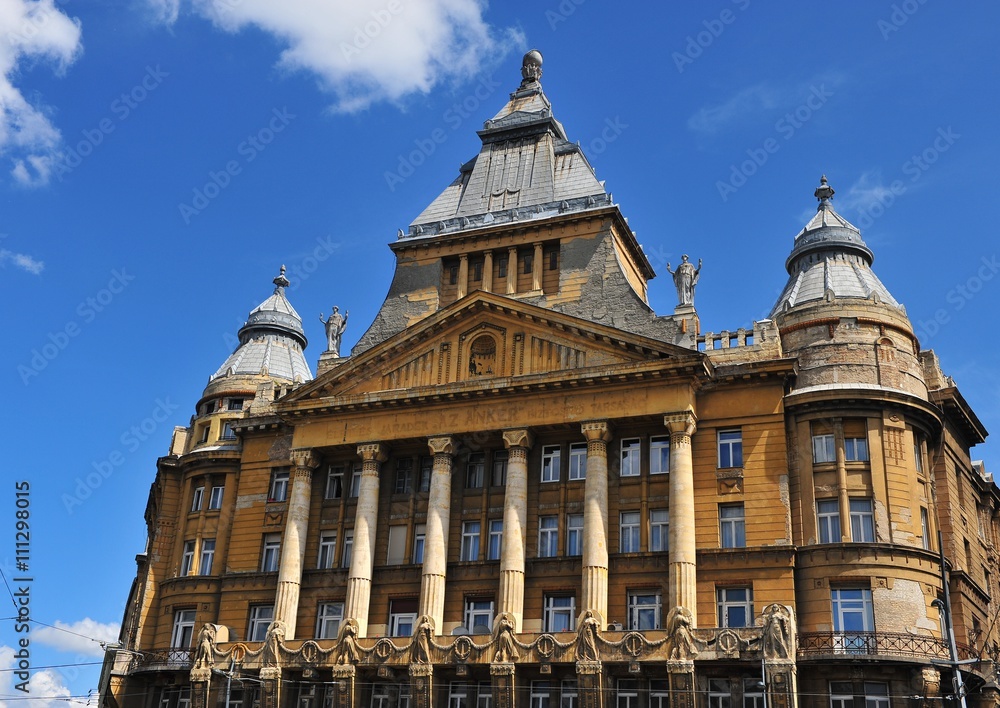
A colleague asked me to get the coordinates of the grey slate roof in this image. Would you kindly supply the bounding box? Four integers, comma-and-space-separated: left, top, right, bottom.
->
770, 178, 903, 317
211, 267, 312, 383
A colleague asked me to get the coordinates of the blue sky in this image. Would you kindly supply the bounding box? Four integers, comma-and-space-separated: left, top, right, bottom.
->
2, 1, 999, 703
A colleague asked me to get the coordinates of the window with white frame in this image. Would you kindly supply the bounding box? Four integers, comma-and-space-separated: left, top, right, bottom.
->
921, 508, 931, 550
370, 685, 390, 708
812, 432, 836, 464
559, 680, 577, 708
650, 435, 670, 474
719, 504, 746, 548
395, 458, 413, 494
209, 485, 224, 510
269, 470, 289, 502
491, 451, 508, 487
398, 688, 411, 708
191, 486, 204, 512
419, 456, 433, 493
221, 421, 237, 440
467, 453, 485, 489
342, 530, 354, 568
568, 443, 587, 480
914, 437, 924, 473
718, 429, 743, 468
717, 586, 753, 628
389, 602, 418, 637
620, 511, 640, 552
530, 682, 550, 708
849, 498, 875, 542
171, 609, 196, 647
316, 602, 343, 639
541, 445, 561, 483
296, 686, 317, 708
627, 591, 660, 630
325, 466, 344, 499
616, 680, 638, 708
261, 534, 281, 572
620, 438, 640, 477
413, 524, 425, 564
180, 540, 195, 576
349, 464, 362, 497
829, 682, 854, 708
831, 587, 874, 637
476, 683, 492, 708
543, 595, 575, 632
538, 516, 558, 557
448, 683, 468, 708
178, 688, 191, 708
198, 539, 215, 575
566, 514, 583, 556
862, 682, 889, 708
844, 420, 869, 461
708, 679, 731, 708
742, 679, 765, 708
488, 520, 503, 560
650, 509, 669, 552
649, 680, 669, 708
817, 499, 841, 543
317, 532, 337, 569
464, 598, 494, 632
461, 521, 481, 561
247, 605, 274, 642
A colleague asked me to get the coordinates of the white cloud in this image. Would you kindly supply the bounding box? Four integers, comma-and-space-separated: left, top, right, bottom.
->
0, 248, 45, 274
0, 645, 76, 708
837, 170, 901, 215
154, 0, 523, 112
0, 0, 83, 186
32, 619, 120, 658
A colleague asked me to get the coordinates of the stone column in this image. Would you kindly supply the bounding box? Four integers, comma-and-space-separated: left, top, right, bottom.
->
259, 669, 280, 708
576, 661, 605, 708
189, 678, 210, 708
580, 421, 613, 626
499, 428, 534, 630
458, 254, 469, 299
490, 663, 516, 708
667, 662, 696, 708
506, 247, 517, 294
834, 419, 851, 542
483, 251, 494, 292
531, 242, 543, 291
665, 411, 698, 624
419, 436, 454, 632
273, 449, 319, 638
329, 666, 355, 708
410, 664, 433, 708
345, 443, 388, 636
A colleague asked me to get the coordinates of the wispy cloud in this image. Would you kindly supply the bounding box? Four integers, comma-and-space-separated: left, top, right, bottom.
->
32, 618, 120, 657
0, 0, 83, 186
0, 248, 45, 274
150, 0, 524, 113
836, 170, 897, 215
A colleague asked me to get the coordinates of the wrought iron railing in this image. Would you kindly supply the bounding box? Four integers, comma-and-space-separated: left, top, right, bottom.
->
798, 632, 976, 662
131, 648, 192, 671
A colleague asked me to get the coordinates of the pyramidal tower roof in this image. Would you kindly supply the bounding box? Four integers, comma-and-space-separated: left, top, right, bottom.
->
211, 266, 312, 384
770, 176, 903, 316
403, 50, 612, 240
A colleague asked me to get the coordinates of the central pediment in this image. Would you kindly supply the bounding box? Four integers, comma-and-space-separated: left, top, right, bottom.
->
282, 292, 707, 405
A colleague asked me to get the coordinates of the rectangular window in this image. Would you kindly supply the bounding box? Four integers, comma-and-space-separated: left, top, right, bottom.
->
560, 680, 578, 708
864, 683, 889, 708
717, 586, 754, 628
812, 433, 836, 463
616, 680, 638, 708
817, 499, 841, 543
544, 596, 575, 632
530, 683, 549, 708
209, 485, 224, 510
830, 682, 854, 708
844, 420, 869, 461
419, 456, 433, 492
650, 509, 669, 552
191, 487, 204, 512
387, 525, 407, 565
488, 520, 503, 560
914, 438, 924, 473
568, 443, 587, 480
342, 530, 353, 568
491, 451, 508, 487
649, 681, 669, 708
247, 605, 274, 642
395, 458, 413, 494
849, 499, 875, 542
921, 507, 931, 550
261, 534, 281, 572
650, 435, 670, 474
171, 609, 196, 647
221, 421, 237, 440
325, 466, 344, 499
461, 521, 481, 561
718, 429, 743, 468
467, 453, 485, 489
708, 679, 731, 708
627, 592, 660, 630
472, 261, 483, 282
566, 514, 583, 556
389, 599, 418, 637
548, 250, 558, 271
523, 253, 533, 275
349, 465, 362, 497
832, 588, 874, 653
464, 598, 494, 632
742, 679, 765, 708
199, 539, 215, 575
538, 516, 559, 557
448, 683, 468, 708
180, 540, 195, 576
620, 438, 641, 477
720, 504, 746, 548
316, 602, 343, 639
449, 265, 459, 285
497, 256, 508, 279
269, 470, 289, 502
227, 398, 244, 411
318, 532, 337, 569
541, 445, 561, 483
412, 524, 425, 564
620, 512, 640, 553
199, 425, 210, 443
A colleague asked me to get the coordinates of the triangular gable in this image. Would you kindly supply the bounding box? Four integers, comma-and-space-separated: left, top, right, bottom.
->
284, 292, 705, 405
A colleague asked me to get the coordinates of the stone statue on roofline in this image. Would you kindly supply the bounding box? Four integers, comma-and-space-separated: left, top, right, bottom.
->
320, 306, 349, 357
666, 255, 702, 309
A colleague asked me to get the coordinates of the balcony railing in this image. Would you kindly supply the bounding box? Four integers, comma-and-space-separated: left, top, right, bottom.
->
798, 632, 976, 662
131, 648, 192, 671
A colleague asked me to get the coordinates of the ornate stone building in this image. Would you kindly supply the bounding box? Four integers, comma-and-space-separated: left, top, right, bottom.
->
100, 52, 1000, 708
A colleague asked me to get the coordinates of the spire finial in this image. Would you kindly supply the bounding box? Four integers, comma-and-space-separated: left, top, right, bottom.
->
273, 264, 290, 291
520, 49, 543, 87
814, 174, 835, 210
